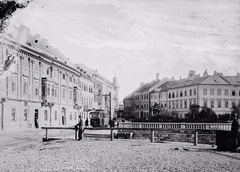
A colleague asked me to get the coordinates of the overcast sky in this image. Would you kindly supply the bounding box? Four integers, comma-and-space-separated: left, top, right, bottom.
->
8, 0, 240, 101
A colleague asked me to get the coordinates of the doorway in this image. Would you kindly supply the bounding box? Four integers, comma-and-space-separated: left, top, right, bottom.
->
61, 108, 66, 125
34, 109, 39, 128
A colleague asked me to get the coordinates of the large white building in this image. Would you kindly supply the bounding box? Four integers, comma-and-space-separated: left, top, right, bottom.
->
0, 25, 119, 130
124, 70, 240, 119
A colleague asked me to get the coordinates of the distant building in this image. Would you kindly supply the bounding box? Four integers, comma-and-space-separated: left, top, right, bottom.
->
124, 70, 240, 119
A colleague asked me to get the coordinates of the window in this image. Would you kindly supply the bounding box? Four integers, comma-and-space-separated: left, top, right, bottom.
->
46, 67, 50, 75
51, 85, 54, 96
70, 76, 72, 82
35, 81, 39, 96
225, 89, 228, 95
63, 74, 65, 80
55, 86, 57, 97
203, 100, 207, 106
169, 101, 171, 109
180, 100, 183, 109
190, 89, 192, 96
55, 111, 57, 120
47, 83, 50, 95
44, 110, 48, 121
180, 91, 183, 97
203, 88, 207, 95
176, 91, 178, 98
63, 88, 65, 98
210, 88, 214, 95
12, 108, 16, 121
184, 90, 187, 96
184, 100, 187, 108
172, 92, 175, 98
218, 101, 221, 108
210, 100, 214, 108
176, 100, 179, 109
217, 89, 221, 95
11, 75, 17, 92
169, 93, 171, 98
70, 90, 72, 100
23, 81, 28, 95
33, 61, 39, 71
172, 101, 175, 109
225, 101, 228, 108
232, 90, 235, 96
70, 112, 72, 120
232, 101, 236, 107
24, 108, 28, 120
194, 89, 196, 95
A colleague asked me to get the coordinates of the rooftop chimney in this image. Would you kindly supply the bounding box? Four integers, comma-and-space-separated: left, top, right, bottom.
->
156, 73, 160, 81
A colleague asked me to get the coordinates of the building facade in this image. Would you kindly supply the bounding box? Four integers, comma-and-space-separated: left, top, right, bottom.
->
0, 25, 119, 130
124, 70, 240, 119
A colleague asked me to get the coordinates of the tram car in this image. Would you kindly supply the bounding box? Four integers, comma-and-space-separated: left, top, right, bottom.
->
89, 110, 110, 127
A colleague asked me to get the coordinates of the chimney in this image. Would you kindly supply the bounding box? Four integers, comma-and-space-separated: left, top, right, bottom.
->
156, 73, 160, 81
140, 82, 145, 87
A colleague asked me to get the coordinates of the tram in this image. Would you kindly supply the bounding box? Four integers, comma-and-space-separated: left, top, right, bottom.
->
89, 110, 110, 127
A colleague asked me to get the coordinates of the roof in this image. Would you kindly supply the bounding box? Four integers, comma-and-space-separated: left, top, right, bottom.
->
76, 63, 114, 87
4, 25, 78, 71
221, 76, 240, 85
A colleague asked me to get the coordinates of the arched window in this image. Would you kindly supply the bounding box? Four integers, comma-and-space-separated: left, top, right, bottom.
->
44, 110, 48, 121
55, 111, 57, 120
12, 108, 16, 121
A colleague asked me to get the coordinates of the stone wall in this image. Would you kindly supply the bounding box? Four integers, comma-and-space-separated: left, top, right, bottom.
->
124, 129, 216, 145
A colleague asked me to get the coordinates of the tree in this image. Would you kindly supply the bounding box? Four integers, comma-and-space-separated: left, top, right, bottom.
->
189, 104, 200, 119
198, 105, 217, 122
231, 103, 240, 119
0, 0, 32, 33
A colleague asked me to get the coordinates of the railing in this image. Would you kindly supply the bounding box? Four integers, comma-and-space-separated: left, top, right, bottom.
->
118, 122, 232, 131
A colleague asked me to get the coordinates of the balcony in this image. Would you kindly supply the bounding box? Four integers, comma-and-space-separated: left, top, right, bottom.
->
42, 77, 58, 106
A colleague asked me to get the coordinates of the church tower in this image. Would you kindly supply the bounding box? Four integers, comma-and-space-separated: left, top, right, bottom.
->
113, 70, 119, 107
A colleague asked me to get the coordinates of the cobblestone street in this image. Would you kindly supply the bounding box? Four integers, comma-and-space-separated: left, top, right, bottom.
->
1, 129, 240, 172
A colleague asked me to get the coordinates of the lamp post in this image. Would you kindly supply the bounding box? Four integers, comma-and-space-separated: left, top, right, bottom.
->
101, 92, 112, 125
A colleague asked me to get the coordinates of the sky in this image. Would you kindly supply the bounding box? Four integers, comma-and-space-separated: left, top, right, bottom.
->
6, 0, 240, 102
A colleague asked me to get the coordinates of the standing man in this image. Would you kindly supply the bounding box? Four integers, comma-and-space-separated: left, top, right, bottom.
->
77, 115, 84, 141
231, 113, 239, 152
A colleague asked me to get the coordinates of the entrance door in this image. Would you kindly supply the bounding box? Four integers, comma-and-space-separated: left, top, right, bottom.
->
61, 108, 66, 125
34, 109, 39, 128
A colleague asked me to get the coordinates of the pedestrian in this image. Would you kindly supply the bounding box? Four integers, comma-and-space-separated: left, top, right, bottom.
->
77, 115, 84, 141
85, 118, 89, 127
231, 113, 239, 152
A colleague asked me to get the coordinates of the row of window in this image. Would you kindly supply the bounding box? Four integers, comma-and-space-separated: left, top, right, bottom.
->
135, 103, 149, 110
169, 89, 197, 99
134, 94, 149, 101
203, 88, 239, 96
44, 110, 78, 121
11, 108, 28, 121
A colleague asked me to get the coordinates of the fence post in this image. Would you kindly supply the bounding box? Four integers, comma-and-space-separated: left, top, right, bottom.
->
151, 129, 154, 142
111, 128, 114, 141
46, 129, 48, 140
194, 130, 198, 146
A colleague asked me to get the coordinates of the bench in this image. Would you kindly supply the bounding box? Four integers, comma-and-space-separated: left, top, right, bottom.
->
41, 126, 77, 142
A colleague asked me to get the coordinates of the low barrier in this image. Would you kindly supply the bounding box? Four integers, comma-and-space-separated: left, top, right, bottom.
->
118, 122, 231, 131
41, 122, 232, 146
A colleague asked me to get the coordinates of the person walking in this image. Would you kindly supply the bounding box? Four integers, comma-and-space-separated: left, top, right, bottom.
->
77, 115, 84, 141
231, 113, 239, 152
